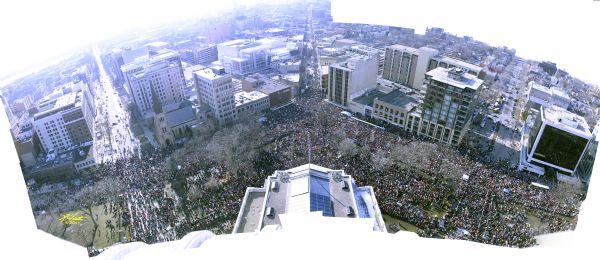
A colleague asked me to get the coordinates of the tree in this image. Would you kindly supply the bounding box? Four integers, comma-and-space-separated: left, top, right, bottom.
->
338, 138, 358, 158
71, 178, 122, 247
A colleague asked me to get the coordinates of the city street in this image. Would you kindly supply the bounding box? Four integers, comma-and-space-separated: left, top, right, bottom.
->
92, 46, 140, 163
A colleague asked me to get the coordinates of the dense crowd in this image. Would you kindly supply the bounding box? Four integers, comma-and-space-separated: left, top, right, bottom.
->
75, 89, 581, 253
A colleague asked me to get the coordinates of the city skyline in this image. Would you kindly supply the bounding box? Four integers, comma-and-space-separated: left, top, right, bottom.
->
0, 0, 597, 257
1, 0, 599, 88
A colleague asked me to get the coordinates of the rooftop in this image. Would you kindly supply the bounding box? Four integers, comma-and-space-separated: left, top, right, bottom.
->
387, 44, 418, 53
235, 91, 268, 106
121, 49, 180, 75
234, 190, 265, 233
435, 56, 483, 72
426, 67, 483, 90
529, 81, 551, 93
332, 55, 374, 71
234, 164, 387, 234
194, 67, 231, 80
542, 105, 592, 138
164, 101, 196, 128
352, 89, 388, 106
551, 87, 570, 99
33, 91, 82, 120
376, 89, 421, 111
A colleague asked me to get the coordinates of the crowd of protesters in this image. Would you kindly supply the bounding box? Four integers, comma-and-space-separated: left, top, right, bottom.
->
80, 89, 581, 251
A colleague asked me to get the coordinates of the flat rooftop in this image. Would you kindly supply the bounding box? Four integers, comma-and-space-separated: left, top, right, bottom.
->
121, 49, 179, 73
194, 67, 231, 80
542, 105, 591, 138
426, 67, 483, 90
352, 89, 387, 106
387, 44, 418, 53
377, 89, 421, 111
33, 91, 82, 120
436, 56, 482, 72
529, 81, 551, 93
235, 190, 265, 233
234, 164, 387, 233
331, 55, 374, 71
235, 91, 268, 106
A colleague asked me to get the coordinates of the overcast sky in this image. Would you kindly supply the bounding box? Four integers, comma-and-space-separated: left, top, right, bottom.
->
1, 0, 599, 86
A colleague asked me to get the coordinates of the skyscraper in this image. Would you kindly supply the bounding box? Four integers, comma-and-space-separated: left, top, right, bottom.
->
121, 50, 186, 117
576, 123, 599, 184
194, 67, 236, 124
421, 67, 483, 146
520, 105, 592, 176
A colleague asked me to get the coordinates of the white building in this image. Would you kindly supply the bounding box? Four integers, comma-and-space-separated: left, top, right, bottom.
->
427, 55, 486, 79
233, 163, 387, 234
551, 87, 571, 109
194, 67, 236, 124
327, 54, 378, 108
527, 81, 571, 109
528, 81, 553, 108
234, 91, 270, 116
382, 45, 439, 91
217, 38, 286, 75
519, 105, 592, 176
33, 89, 94, 152
121, 50, 186, 118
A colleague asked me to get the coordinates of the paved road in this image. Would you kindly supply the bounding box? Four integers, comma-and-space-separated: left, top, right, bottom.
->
92, 46, 140, 163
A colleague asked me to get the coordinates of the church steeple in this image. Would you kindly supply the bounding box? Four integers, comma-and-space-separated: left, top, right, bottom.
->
150, 85, 163, 114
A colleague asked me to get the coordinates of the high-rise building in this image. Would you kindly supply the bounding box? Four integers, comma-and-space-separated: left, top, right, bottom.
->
194, 67, 236, 124
33, 88, 94, 152
121, 50, 186, 118
328, 55, 378, 107
520, 105, 592, 176
421, 67, 483, 146
233, 164, 387, 233
576, 123, 599, 184
382, 45, 438, 90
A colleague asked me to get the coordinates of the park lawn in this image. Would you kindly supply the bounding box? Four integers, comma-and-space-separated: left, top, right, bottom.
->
35, 204, 130, 249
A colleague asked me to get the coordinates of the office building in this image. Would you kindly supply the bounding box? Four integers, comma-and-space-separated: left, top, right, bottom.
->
121, 50, 186, 118
194, 67, 236, 124
33, 89, 94, 152
421, 67, 483, 146
372, 87, 423, 133
520, 105, 592, 176
576, 123, 599, 184
233, 163, 387, 233
427, 56, 485, 79
382, 45, 439, 90
527, 81, 571, 110
234, 91, 270, 116
217, 38, 286, 75
328, 55, 378, 107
